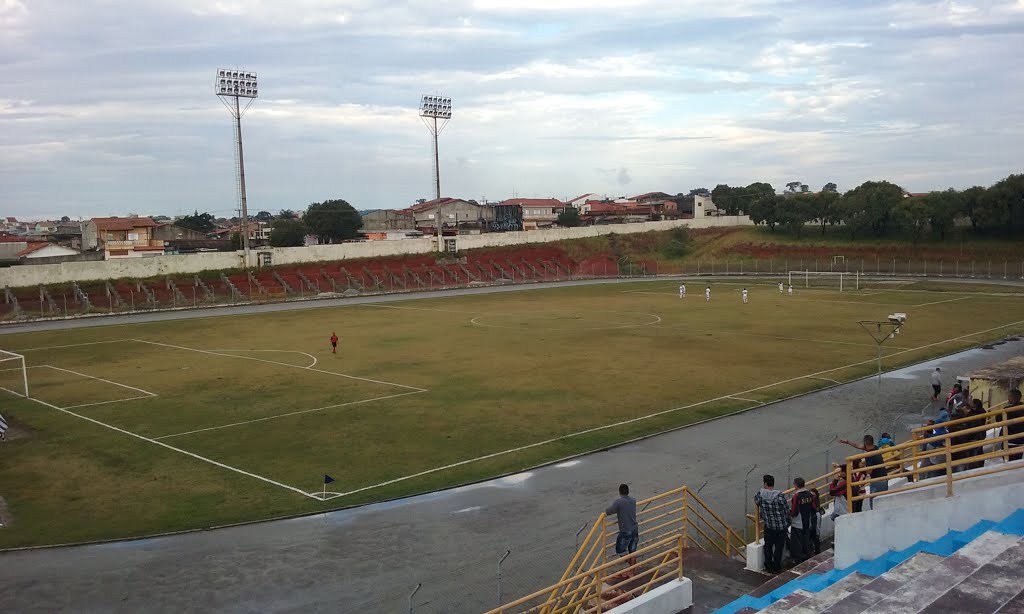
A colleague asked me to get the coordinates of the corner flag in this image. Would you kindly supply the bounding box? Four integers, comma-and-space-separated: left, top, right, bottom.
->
324, 474, 335, 484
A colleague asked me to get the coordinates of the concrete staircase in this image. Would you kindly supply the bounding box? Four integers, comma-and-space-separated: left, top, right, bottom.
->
716, 509, 1024, 614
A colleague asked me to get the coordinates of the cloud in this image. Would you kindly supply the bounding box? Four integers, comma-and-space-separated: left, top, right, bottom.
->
2, 0, 1024, 218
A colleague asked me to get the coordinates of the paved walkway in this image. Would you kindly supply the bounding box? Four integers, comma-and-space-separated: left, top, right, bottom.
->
2, 331, 1020, 612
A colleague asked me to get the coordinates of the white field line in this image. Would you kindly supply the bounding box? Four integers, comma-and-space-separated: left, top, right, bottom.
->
154, 390, 427, 440
326, 318, 1024, 500
4, 392, 318, 500
41, 365, 158, 397
805, 376, 842, 385
914, 296, 970, 307
622, 289, 900, 307
130, 339, 426, 392
651, 324, 907, 350
470, 313, 661, 331
14, 339, 131, 352
208, 349, 318, 369
62, 396, 156, 410
726, 396, 764, 404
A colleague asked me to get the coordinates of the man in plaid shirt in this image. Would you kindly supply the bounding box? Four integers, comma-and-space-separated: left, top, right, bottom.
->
754, 474, 790, 573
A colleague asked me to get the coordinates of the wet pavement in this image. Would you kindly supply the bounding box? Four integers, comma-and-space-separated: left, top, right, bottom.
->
1, 331, 1021, 613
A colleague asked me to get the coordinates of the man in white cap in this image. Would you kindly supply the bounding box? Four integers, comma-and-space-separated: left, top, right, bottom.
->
931, 367, 942, 401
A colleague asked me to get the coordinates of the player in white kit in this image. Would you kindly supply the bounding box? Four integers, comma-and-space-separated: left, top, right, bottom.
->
705, 287, 711, 302
779, 282, 784, 293
679, 284, 686, 298
788, 284, 794, 296
742, 288, 749, 303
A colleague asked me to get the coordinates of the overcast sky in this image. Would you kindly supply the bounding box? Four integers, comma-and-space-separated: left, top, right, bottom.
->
2, 0, 1023, 220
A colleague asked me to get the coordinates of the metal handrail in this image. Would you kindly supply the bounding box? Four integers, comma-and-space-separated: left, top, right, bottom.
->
846, 413, 1024, 506
484, 534, 684, 614
909, 401, 1012, 437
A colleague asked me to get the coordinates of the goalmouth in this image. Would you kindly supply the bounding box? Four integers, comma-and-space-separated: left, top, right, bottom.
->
0, 350, 29, 398
788, 270, 860, 291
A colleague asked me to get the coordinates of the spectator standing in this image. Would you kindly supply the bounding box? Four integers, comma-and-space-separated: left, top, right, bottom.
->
754, 474, 790, 573
606, 484, 638, 577
1005, 389, 1023, 462
809, 487, 824, 555
850, 460, 867, 513
930, 367, 942, 401
789, 478, 816, 563
966, 398, 988, 470
840, 435, 888, 508
827, 465, 848, 520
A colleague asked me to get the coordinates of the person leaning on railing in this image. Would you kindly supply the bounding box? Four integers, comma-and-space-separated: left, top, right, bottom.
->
827, 464, 848, 520
1006, 389, 1023, 462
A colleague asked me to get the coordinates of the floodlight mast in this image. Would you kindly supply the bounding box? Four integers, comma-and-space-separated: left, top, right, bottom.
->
419, 95, 452, 252
858, 319, 904, 391
216, 68, 258, 263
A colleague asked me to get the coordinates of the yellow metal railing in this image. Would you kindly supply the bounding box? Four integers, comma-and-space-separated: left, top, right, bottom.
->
845, 406, 1024, 508
747, 470, 839, 544
485, 485, 744, 614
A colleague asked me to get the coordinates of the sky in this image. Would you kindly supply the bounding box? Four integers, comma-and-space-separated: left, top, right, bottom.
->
1, 0, 1023, 220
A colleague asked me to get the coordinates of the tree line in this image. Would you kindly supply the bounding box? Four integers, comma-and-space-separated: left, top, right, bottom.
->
175, 200, 363, 247
710, 173, 1024, 240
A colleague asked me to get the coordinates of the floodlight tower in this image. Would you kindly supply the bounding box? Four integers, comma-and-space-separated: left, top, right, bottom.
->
419, 95, 452, 252
215, 68, 259, 261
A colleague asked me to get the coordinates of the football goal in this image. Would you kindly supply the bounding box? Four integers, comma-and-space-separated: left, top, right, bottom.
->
788, 270, 859, 291
0, 350, 29, 398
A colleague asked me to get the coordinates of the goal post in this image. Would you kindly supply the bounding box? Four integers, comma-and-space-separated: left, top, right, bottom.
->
788, 270, 859, 291
0, 350, 29, 398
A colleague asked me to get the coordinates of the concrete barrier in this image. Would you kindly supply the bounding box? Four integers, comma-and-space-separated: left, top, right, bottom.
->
606, 578, 693, 614
0, 216, 753, 288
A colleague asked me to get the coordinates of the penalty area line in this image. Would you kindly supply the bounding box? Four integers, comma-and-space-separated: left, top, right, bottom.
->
327, 317, 1024, 501
8, 393, 318, 500
153, 389, 427, 440
129, 339, 426, 392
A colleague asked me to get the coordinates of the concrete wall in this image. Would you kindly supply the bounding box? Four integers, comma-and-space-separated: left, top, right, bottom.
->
606, 578, 692, 614
833, 466, 1024, 569
0, 216, 753, 288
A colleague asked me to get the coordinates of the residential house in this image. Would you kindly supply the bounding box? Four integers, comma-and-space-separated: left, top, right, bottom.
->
496, 198, 565, 230
18, 242, 80, 260
211, 220, 270, 242
631, 192, 673, 204
403, 198, 495, 233
361, 209, 415, 231
152, 224, 211, 241
52, 221, 84, 250
567, 193, 603, 209
83, 216, 164, 258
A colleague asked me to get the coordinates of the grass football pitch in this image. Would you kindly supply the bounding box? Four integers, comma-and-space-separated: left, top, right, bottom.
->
1, 278, 1023, 548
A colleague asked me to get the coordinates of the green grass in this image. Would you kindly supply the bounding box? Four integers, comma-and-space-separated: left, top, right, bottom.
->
2, 280, 1024, 548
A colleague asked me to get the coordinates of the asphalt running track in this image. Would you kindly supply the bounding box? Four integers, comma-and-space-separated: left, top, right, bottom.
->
1, 278, 1023, 612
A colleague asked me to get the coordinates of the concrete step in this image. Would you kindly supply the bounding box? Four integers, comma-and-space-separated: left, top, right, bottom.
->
995, 590, 1024, 614
918, 540, 1024, 614
782, 573, 873, 614
821, 553, 944, 614
868, 531, 1021, 614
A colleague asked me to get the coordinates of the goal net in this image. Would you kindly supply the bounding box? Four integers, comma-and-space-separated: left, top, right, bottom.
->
0, 350, 29, 398
788, 270, 859, 291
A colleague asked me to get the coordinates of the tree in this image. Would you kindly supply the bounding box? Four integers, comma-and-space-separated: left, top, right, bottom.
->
778, 194, 815, 237
269, 219, 308, 247
711, 184, 742, 215
303, 199, 363, 242
177, 210, 216, 233
785, 181, 802, 194
278, 209, 296, 219
896, 194, 930, 244
255, 211, 274, 222
810, 191, 840, 235
822, 182, 838, 193
800, 184, 809, 193
744, 182, 780, 231
975, 174, 1024, 233
60, 215, 71, 223
960, 186, 986, 231
923, 189, 964, 241
688, 187, 711, 197
837, 180, 905, 238
556, 207, 582, 227
229, 232, 241, 250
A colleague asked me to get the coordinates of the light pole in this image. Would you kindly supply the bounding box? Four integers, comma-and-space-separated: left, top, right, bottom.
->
216, 68, 258, 265
419, 94, 452, 252
858, 315, 906, 391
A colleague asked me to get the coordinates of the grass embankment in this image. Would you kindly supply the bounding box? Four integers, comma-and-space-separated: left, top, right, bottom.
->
1, 280, 1024, 547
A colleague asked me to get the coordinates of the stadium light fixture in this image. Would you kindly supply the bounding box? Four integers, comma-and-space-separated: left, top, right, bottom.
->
216, 68, 259, 262
419, 94, 452, 252
858, 316, 906, 390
